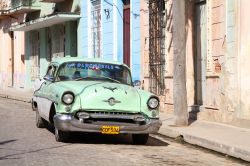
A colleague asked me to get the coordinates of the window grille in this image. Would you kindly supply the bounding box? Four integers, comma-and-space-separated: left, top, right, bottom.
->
148, 0, 166, 95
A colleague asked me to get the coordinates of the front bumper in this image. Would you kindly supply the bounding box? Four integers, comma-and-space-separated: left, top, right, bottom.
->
53, 114, 162, 134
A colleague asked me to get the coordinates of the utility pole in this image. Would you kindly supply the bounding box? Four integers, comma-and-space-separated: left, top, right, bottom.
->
172, 0, 188, 126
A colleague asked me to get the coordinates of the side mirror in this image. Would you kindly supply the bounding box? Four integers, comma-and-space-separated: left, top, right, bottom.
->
133, 80, 141, 87
43, 75, 54, 82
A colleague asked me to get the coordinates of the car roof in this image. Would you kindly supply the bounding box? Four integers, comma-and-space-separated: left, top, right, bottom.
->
51, 56, 127, 67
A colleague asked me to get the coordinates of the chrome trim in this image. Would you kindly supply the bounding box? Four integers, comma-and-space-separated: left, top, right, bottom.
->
54, 114, 162, 134
102, 97, 121, 106
87, 112, 144, 120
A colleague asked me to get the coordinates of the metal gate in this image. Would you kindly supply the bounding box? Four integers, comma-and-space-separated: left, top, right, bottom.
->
148, 0, 166, 95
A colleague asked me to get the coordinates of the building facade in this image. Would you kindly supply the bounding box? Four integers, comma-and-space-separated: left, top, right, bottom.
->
140, 0, 250, 127
0, 0, 37, 90
10, 0, 81, 88
1, 0, 140, 90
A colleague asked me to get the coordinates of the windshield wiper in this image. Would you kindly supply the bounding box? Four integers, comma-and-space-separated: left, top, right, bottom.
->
74, 76, 121, 83
98, 76, 121, 83
74, 76, 94, 81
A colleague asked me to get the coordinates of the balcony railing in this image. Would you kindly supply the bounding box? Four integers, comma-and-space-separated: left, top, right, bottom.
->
0, 0, 40, 16
11, 0, 36, 9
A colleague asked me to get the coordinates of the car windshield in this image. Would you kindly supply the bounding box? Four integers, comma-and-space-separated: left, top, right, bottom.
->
56, 62, 132, 85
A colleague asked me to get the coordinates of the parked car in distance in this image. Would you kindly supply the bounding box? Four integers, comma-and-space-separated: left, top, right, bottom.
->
32, 57, 162, 144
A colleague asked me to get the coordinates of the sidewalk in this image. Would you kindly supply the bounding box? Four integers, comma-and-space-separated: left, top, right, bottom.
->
159, 113, 250, 162
0, 89, 250, 162
0, 88, 33, 103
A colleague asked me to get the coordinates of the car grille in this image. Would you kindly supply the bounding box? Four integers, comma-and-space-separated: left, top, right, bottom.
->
75, 111, 146, 126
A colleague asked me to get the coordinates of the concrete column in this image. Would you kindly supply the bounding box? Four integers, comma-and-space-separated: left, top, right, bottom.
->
173, 0, 188, 126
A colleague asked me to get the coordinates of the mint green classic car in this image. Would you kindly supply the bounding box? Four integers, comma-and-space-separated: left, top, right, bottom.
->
32, 57, 162, 144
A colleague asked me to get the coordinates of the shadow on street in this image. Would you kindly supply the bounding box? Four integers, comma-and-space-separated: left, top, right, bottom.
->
46, 125, 168, 146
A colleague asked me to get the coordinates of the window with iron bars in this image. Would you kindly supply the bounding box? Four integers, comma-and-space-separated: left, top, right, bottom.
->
148, 0, 166, 95
91, 0, 102, 58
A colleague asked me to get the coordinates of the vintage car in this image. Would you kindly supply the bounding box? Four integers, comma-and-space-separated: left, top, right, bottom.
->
32, 57, 162, 144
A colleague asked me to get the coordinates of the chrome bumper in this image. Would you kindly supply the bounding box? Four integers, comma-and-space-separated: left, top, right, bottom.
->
53, 114, 162, 134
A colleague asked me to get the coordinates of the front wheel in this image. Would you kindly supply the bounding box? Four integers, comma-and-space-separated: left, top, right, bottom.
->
132, 134, 149, 145
55, 128, 69, 142
36, 110, 47, 128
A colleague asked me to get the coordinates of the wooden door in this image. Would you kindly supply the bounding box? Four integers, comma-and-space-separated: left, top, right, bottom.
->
123, 5, 130, 67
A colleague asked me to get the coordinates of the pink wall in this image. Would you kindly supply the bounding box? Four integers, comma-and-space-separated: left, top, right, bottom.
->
0, 14, 25, 89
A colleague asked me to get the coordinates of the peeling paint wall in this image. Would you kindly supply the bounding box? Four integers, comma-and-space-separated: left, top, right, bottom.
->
196, 0, 250, 126
141, 0, 195, 113
0, 14, 26, 90
0, 19, 12, 88
140, 0, 149, 90
238, 0, 250, 120
23, 1, 79, 90
140, 0, 250, 127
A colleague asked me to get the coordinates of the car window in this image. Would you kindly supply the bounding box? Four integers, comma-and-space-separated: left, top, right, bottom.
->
46, 65, 57, 78
56, 62, 132, 85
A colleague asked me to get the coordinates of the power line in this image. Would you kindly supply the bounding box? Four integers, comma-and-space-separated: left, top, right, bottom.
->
103, 0, 141, 25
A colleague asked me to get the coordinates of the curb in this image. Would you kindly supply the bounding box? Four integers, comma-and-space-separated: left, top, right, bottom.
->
184, 134, 250, 162
158, 127, 250, 162
0, 93, 31, 103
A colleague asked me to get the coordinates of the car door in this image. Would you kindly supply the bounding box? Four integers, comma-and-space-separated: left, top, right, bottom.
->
37, 64, 58, 121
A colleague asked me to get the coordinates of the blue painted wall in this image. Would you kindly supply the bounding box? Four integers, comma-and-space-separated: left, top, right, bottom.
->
78, 0, 89, 58
116, 0, 124, 63
102, 0, 114, 60
79, 0, 123, 62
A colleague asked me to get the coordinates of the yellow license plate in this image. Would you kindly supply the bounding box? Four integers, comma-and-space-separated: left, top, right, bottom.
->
101, 126, 120, 134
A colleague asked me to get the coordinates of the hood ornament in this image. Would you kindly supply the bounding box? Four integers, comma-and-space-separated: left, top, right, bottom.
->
103, 86, 117, 92
103, 97, 121, 106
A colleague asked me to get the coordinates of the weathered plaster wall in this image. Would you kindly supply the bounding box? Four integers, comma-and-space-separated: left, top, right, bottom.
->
198, 0, 239, 123
0, 19, 12, 88
185, 0, 195, 109
13, 31, 25, 88
140, 0, 195, 113
165, 0, 195, 112
238, 0, 250, 120
0, 14, 25, 90
199, 0, 250, 127
164, 0, 174, 113
140, 0, 149, 90
0, 0, 10, 10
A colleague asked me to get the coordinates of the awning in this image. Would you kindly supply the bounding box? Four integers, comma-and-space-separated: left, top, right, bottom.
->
10, 13, 81, 31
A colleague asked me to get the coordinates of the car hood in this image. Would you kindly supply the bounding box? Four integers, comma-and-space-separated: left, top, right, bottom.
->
56, 81, 141, 113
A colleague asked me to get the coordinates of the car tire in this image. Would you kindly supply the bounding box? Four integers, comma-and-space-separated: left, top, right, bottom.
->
55, 128, 69, 142
36, 110, 47, 128
132, 134, 149, 145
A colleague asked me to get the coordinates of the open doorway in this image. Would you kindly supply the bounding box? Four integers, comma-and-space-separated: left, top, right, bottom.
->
194, 0, 207, 105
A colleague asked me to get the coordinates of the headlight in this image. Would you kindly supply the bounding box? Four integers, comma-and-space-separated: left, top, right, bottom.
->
62, 92, 74, 105
147, 97, 159, 109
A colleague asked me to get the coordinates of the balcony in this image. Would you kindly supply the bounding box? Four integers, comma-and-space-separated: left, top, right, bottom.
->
10, 13, 80, 31
0, 0, 40, 16
40, 0, 65, 3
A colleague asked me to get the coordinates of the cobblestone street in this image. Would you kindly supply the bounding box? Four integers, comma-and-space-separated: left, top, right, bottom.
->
0, 98, 248, 166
